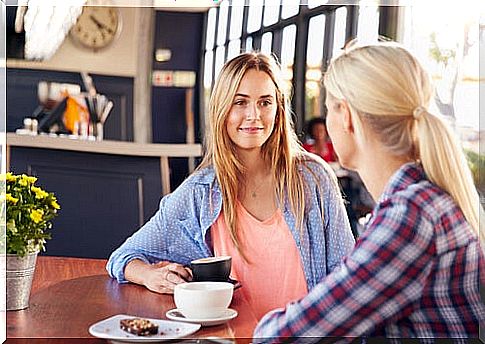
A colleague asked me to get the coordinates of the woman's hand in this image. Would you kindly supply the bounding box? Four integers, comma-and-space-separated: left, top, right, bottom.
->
124, 260, 192, 294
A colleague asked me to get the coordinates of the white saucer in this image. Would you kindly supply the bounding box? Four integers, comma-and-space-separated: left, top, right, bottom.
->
165, 308, 238, 326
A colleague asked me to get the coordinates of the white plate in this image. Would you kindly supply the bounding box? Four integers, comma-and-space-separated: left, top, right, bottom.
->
88, 314, 201, 343
165, 308, 238, 327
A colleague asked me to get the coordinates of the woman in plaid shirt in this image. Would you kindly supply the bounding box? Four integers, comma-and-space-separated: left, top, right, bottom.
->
254, 42, 485, 340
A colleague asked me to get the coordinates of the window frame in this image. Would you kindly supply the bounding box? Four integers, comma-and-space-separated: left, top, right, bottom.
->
200, 2, 390, 135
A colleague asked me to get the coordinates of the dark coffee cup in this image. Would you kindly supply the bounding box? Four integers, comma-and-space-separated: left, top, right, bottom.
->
190, 256, 232, 282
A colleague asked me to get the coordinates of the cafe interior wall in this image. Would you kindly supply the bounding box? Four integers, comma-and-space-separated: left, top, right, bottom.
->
7, 6, 139, 77
7, 5, 204, 189
7, 6, 153, 142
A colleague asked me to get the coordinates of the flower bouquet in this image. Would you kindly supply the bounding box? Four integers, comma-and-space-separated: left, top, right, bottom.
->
2, 172, 60, 310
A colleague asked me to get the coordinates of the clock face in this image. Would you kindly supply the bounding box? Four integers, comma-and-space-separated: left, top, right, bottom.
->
70, 6, 121, 50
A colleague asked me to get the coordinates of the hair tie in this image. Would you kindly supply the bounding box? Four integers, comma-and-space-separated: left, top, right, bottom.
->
413, 106, 426, 120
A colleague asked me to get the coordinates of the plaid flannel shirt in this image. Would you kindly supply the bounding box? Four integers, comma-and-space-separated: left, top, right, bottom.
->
254, 163, 485, 341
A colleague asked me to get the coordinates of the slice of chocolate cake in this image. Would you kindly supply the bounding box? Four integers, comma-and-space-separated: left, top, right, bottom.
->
120, 318, 159, 336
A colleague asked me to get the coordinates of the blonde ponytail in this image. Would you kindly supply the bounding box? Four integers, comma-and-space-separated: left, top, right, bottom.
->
324, 41, 484, 248
415, 109, 485, 246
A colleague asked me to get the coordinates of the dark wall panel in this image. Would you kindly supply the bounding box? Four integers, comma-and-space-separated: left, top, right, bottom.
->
151, 11, 204, 188
151, 11, 203, 145
10, 147, 162, 259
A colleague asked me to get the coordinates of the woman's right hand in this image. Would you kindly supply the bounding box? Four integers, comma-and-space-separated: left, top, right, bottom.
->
125, 260, 192, 294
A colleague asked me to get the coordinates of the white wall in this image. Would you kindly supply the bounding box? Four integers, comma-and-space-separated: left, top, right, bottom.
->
7, 7, 139, 77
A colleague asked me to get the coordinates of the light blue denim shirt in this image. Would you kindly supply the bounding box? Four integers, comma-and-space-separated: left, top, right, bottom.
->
106, 158, 355, 290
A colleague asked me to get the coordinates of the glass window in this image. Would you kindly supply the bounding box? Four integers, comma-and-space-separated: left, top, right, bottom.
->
307, 15, 325, 68
332, 6, 347, 59
214, 45, 226, 79
203, 50, 214, 88
306, 14, 326, 119
401, 4, 482, 157
246, 36, 254, 52
308, 0, 327, 9
227, 39, 241, 60
229, 0, 244, 40
281, 0, 299, 19
281, 25, 296, 96
216, 0, 229, 46
263, 0, 280, 27
357, 5, 379, 45
261, 32, 273, 54
247, 0, 263, 33
205, 8, 217, 50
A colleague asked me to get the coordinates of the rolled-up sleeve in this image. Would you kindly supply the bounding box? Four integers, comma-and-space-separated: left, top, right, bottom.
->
106, 178, 212, 283
106, 196, 170, 283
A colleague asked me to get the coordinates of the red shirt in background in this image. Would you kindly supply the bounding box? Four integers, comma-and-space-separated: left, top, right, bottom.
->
303, 141, 336, 162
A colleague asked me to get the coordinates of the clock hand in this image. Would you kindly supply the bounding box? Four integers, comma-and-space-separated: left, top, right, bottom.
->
89, 15, 114, 35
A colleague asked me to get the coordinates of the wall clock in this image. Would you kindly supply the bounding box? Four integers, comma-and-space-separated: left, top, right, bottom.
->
70, 6, 121, 51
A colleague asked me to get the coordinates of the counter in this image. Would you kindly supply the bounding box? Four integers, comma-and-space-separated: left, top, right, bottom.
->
6, 133, 203, 195
4, 133, 203, 259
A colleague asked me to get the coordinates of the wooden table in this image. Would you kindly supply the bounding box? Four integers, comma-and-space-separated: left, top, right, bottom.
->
7, 257, 258, 343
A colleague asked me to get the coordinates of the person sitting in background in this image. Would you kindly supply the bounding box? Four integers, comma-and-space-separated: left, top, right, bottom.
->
254, 41, 485, 339
303, 117, 336, 162
106, 52, 355, 320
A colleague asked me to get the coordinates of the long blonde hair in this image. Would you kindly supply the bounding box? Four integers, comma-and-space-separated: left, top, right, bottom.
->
199, 52, 313, 259
324, 41, 484, 245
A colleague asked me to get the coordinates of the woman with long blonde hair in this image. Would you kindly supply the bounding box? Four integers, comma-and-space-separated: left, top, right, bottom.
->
107, 52, 355, 319
254, 42, 484, 338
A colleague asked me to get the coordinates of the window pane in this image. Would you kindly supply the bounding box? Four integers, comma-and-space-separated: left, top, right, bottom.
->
402, 4, 481, 137
205, 8, 217, 50
214, 46, 226, 79
308, 0, 328, 9
216, 0, 229, 46
229, 0, 244, 39
357, 5, 379, 45
261, 32, 272, 54
332, 6, 347, 59
307, 15, 325, 67
306, 15, 326, 119
263, 0, 280, 27
204, 50, 214, 88
281, 25, 296, 96
227, 39, 241, 60
281, 25, 296, 65
246, 36, 253, 52
281, 0, 299, 19
247, 0, 263, 33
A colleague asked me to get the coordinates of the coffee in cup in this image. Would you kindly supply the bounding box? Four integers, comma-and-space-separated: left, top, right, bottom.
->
190, 256, 231, 282
174, 282, 233, 319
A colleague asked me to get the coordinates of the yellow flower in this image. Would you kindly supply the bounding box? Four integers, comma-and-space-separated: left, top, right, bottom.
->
30, 209, 44, 223
25, 176, 37, 183
6, 173, 17, 182
51, 199, 60, 210
6, 193, 19, 204
31, 186, 49, 199
19, 174, 36, 186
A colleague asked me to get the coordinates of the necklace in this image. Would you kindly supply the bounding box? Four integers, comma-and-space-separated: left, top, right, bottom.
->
247, 178, 268, 198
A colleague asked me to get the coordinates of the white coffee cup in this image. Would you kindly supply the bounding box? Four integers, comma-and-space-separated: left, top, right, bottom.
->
174, 282, 233, 319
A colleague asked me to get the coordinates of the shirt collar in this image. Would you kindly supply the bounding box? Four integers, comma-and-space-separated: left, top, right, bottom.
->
193, 166, 217, 185
377, 162, 426, 204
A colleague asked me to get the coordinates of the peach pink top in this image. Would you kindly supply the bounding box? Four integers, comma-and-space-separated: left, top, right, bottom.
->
211, 201, 308, 320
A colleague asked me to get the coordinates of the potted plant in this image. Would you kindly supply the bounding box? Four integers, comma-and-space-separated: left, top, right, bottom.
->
2, 172, 60, 310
